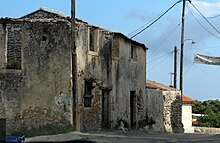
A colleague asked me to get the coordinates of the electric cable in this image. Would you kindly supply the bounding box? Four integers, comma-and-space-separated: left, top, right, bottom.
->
148, 23, 181, 58
148, 51, 173, 64
130, 0, 182, 39
187, 4, 220, 39
147, 52, 172, 73
189, 1, 220, 36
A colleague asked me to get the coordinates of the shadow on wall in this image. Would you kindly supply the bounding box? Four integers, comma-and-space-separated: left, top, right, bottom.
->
171, 97, 184, 133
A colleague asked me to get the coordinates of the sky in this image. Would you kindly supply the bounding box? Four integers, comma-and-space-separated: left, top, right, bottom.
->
1, 0, 220, 101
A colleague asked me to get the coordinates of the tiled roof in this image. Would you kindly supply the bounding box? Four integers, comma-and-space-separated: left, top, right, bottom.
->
146, 80, 177, 91
146, 80, 195, 103
182, 95, 195, 103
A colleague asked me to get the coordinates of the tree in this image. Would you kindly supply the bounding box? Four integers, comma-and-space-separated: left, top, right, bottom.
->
192, 100, 220, 128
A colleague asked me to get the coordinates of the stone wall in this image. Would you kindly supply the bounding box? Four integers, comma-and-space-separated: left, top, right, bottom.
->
76, 25, 146, 131
0, 9, 147, 133
145, 88, 165, 132
0, 19, 73, 134
0, 70, 22, 133
194, 127, 220, 134
6, 22, 22, 63
145, 89, 183, 133
163, 91, 183, 133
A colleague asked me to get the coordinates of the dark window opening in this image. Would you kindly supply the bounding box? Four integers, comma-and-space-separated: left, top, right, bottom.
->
84, 81, 93, 107
131, 45, 137, 61
42, 35, 47, 41
131, 46, 134, 59
89, 28, 96, 52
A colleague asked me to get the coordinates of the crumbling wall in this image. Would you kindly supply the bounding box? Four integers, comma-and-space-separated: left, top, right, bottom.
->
0, 19, 73, 134
19, 20, 72, 131
145, 88, 165, 132
0, 70, 22, 133
6, 22, 22, 63
163, 91, 183, 133
0, 23, 6, 68
111, 36, 146, 129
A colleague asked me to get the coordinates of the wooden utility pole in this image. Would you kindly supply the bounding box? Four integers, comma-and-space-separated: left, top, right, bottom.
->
180, 0, 186, 99
71, 0, 77, 130
174, 46, 178, 88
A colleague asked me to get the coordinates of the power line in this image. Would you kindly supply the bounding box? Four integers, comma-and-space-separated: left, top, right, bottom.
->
189, 1, 220, 36
130, 0, 182, 39
127, 13, 163, 37
148, 23, 181, 58
187, 4, 220, 39
147, 52, 172, 73
148, 51, 173, 64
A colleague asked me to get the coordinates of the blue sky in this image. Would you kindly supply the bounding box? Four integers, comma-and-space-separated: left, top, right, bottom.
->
1, 0, 220, 101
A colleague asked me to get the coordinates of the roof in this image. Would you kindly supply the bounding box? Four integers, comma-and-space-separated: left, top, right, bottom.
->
20, 7, 68, 19
20, 7, 147, 51
146, 80, 177, 91
182, 95, 195, 103
146, 80, 195, 103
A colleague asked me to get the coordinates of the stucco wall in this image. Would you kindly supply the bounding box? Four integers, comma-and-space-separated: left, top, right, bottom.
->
182, 104, 194, 133
145, 88, 164, 132
145, 89, 183, 133
76, 26, 146, 131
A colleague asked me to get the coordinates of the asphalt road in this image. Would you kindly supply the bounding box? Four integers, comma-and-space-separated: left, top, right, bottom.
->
25, 131, 220, 143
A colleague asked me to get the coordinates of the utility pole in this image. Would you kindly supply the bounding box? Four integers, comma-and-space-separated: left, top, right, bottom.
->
71, 0, 77, 130
174, 46, 178, 88
180, 0, 186, 100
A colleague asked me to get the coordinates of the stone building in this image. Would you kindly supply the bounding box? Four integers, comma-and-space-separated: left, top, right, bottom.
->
145, 80, 183, 133
0, 8, 147, 133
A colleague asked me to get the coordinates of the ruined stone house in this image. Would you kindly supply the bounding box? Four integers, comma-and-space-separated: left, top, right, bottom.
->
0, 8, 147, 133
145, 80, 183, 133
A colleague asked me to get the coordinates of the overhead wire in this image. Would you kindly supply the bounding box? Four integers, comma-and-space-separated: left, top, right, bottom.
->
148, 51, 173, 64
189, 1, 220, 36
148, 23, 181, 58
187, 4, 220, 39
147, 52, 172, 73
130, 0, 182, 39
127, 13, 163, 37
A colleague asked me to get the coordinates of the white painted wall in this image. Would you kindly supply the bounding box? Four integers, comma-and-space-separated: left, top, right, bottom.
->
182, 103, 194, 133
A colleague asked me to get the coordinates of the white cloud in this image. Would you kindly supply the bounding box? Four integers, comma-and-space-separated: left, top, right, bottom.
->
191, 0, 220, 17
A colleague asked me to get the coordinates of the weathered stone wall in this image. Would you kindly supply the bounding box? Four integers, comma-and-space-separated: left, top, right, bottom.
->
194, 126, 220, 134
0, 9, 147, 133
145, 88, 165, 132
0, 23, 6, 68
6, 22, 22, 62
76, 25, 146, 131
110, 35, 146, 129
145, 89, 183, 133
163, 91, 183, 133
0, 19, 73, 134
20, 20, 72, 129
0, 70, 22, 133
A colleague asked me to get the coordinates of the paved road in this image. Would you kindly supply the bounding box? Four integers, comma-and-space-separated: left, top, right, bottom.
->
25, 131, 220, 143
